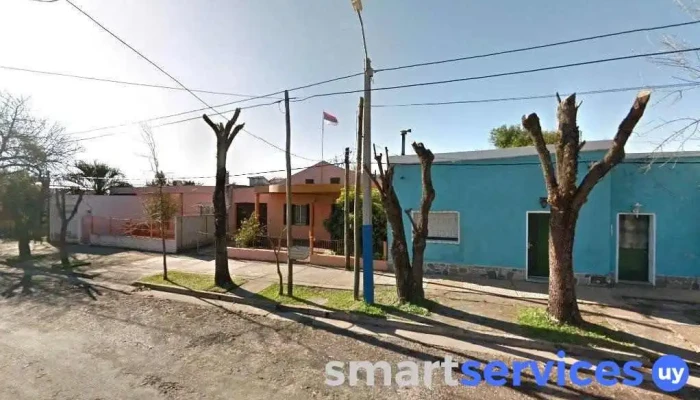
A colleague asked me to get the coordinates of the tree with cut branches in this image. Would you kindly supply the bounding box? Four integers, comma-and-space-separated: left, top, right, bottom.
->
203, 109, 245, 287
521, 91, 651, 325
368, 142, 435, 303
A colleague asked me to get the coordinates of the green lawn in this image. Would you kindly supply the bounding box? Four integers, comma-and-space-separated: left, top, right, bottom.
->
517, 307, 632, 348
139, 271, 245, 293
256, 284, 431, 318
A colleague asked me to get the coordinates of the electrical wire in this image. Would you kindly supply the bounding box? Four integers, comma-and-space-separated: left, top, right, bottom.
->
63, 0, 318, 162
0, 65, 283, 99
372, 82, 700, 108
376, 20, 700, 73
293, 47, 700, 102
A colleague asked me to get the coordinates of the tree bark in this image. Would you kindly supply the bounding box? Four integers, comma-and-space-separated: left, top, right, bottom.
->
408, 142, 435, 302
547, 207, 582, 324
522, 91, 651, 326
213, 152, 232, 287
54, 189, 83, 268
368, 143, 435, 304
203, 111, 244, 288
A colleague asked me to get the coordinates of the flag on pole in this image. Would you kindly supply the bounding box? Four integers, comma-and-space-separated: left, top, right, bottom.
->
351, 0, 363, 12
323, 111, 338, 125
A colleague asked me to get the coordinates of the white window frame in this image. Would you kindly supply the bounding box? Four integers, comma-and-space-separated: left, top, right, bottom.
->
410, 210, 460, 244
292, 204, 308, 226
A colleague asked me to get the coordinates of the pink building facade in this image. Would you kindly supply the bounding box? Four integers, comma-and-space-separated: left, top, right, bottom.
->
228, 161, 353, 243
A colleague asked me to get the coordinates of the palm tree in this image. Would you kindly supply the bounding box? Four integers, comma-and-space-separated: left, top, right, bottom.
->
72, 160, 130, 195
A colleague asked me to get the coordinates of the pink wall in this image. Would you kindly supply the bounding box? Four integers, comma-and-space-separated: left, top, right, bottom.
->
228, 187, 271, 230
291, 162, 354, 185
266, 193, 335, 241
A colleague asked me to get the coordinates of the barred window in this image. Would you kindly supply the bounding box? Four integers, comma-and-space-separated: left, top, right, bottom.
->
411, 211, 459, 243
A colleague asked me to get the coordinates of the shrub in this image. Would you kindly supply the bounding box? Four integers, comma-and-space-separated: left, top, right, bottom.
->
235, 213, 264, 248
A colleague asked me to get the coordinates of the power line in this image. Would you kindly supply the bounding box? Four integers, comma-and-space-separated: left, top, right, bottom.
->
0, 65, 283, 99
292, 46, 700, 101
376, 20, 700, 73
372, 82, 700, 108
63, 0, 319, 162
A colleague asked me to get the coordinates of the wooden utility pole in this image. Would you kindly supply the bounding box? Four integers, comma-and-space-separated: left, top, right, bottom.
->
353, 97, 364, 300
284, 90, 294, 296
344, 147, 351, 270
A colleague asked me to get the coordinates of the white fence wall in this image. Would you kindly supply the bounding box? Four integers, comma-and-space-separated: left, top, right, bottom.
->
89, 234, 177, 253
49, 193, 145, 244
177, 215, 215, 250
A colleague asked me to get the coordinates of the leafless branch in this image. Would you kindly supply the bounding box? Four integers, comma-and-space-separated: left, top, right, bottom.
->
573, 91, 652, 209
522, 112, 558, 196
403, 209, 418, 234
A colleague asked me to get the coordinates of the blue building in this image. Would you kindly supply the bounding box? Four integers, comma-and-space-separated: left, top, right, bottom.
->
389, 140, 700, 289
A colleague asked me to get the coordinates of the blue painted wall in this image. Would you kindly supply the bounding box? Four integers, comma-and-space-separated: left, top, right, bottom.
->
391, 153, 700, 279
611, 160, 700, 277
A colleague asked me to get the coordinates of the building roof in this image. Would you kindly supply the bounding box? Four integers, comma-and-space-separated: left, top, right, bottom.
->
389, 140, 700, 164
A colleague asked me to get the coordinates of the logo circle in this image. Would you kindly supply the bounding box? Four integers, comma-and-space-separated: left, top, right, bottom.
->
652, 355, 689, 392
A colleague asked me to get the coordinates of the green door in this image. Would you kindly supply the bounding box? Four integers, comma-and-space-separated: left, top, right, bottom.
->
618, 214, 650, 282
527, 213, 550, 278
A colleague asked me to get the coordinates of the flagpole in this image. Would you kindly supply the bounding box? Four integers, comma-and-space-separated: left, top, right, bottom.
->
321, 114, 325, 183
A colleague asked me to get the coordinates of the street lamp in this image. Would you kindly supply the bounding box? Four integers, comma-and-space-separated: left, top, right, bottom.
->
351, 0, 374, 304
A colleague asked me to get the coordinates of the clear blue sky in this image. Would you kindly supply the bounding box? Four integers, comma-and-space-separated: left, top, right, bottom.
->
1, 0, 699, 184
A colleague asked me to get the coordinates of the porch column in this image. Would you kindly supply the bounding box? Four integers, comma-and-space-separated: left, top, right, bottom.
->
254, 192, 260, 216
309, 202, 315, 255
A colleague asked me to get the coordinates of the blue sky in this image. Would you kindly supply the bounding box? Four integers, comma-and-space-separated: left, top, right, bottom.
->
1, 0, 699, 184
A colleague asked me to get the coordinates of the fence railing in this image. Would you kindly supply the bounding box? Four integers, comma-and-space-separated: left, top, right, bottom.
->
228, 235, 386, 260
89, 216, 175, 239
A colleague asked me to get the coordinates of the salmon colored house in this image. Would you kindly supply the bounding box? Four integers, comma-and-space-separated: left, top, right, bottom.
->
228, 161, 353, 245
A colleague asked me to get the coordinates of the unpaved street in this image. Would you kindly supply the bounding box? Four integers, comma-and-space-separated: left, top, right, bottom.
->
0, 263, 693, 400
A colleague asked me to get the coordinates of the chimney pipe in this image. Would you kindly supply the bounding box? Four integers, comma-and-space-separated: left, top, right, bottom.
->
400, 129, 411, 155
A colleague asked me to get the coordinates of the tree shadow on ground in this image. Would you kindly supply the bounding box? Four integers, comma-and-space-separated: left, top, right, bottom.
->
0, 260, 105, 302
235, 282, 700, 373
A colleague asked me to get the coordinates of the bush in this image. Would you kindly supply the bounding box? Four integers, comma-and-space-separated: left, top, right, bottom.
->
235, 213, 264, 248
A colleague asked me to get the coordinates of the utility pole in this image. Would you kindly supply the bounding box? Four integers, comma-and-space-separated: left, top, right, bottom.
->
400, 129, 411, 156
353, 97, 363, 300
362, 58, 374, 304
284, 90, 294, 296
344, 147, 351, 271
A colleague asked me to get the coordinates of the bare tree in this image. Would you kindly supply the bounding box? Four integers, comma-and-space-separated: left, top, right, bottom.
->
140, 124, 177, 280
0, 92, 78, 256
0, 93, 77, 175
267, 228, 287, 296
368, 142, 435, 303
203, 109, 245, 287
521, 91, 651, 325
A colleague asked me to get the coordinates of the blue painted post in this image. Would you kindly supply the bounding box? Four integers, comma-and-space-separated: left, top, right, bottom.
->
362, 57, 374, 304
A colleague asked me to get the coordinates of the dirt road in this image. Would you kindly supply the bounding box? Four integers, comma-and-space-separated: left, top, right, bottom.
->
0, 263, 693, 399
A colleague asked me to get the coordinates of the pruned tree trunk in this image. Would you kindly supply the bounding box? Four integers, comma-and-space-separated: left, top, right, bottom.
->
522, 91, 651, 325
203, 110, 245, 288
408, 142, 435, 301
368, 142, 435, 304
548, 208, 581, 324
